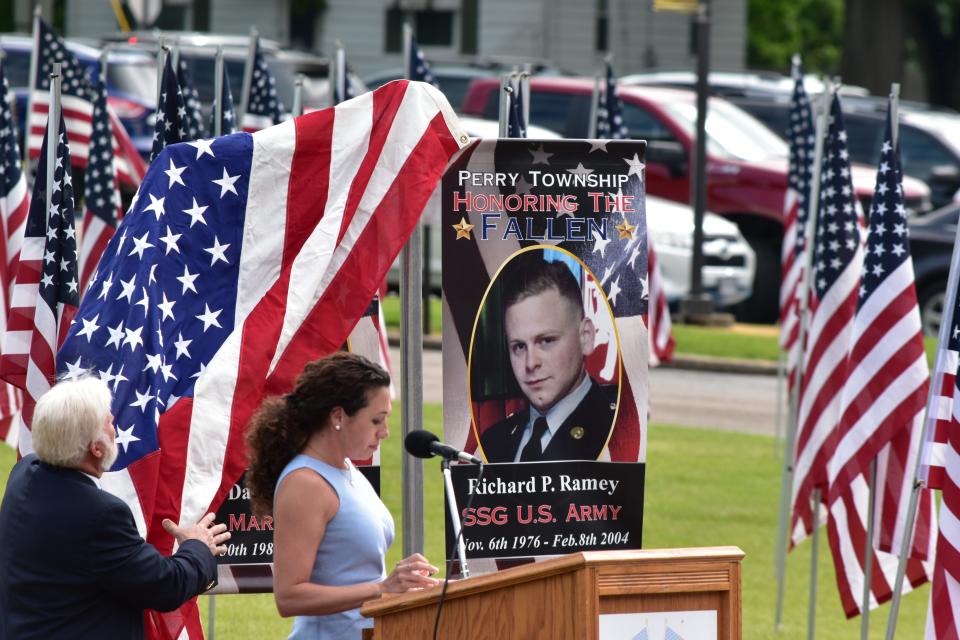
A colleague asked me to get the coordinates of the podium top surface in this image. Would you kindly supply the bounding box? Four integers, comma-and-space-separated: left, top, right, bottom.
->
361, 546, 745, 618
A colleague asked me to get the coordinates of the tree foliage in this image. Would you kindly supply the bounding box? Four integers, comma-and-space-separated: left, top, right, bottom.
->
747, 0, 844, 74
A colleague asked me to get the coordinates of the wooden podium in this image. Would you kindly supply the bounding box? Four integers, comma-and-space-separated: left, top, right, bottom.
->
361, 546, 744, 640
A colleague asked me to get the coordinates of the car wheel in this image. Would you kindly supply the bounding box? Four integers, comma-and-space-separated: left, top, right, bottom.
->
734, 236, 779, 324
918, 282, 947, 338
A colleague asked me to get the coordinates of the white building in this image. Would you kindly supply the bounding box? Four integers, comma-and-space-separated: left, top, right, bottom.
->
15, 0, 746, 78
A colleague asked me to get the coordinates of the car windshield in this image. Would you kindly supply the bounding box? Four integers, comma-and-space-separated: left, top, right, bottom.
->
663, 98, 789, 162
107, 60, 158, 102
107, 52, 297, 111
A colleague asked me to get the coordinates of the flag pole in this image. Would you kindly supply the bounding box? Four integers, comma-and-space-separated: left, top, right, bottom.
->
775, 352, 784, 455
335, 42, 346, 105
46, 63, 61, 224
403, 22, 413, 85
22, 6, 41, 171
213, 46, 224, 138
588, 70, 600, 139
291, 74, 304, 117
399, 19, 425, 560
808, 488, 821, 640
239, 28, 258, 130
861, 460, 877, 638
498, 74, 510, 138
774, 79, 831, 632
883, 79, 949, 640
520, 67, 530, 133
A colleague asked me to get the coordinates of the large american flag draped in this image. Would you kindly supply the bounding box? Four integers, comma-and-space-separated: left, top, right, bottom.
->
0, 63, 27, 447
596, 61, 629, 140
824, 107, 934, 617
78, 80, 123, 294
1, 113, 79, 451
28, 18, 146, 189
779, 68, 815, 382
150, 54, 189, 163
210, 60, 236, 137
241, 37, 285, 131
52, 80, 464, 637
790, 94, 864, 546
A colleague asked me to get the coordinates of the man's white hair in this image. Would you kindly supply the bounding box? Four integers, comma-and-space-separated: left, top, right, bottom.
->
32, 376, 113, 468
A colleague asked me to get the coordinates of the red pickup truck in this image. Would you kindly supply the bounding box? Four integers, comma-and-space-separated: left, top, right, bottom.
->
461, 77, 932, 322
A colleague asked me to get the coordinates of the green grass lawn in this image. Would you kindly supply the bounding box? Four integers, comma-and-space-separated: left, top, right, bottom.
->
0, 413, 929, 638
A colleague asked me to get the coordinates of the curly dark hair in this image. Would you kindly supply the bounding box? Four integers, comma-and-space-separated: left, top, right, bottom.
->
245, 351, 390, 517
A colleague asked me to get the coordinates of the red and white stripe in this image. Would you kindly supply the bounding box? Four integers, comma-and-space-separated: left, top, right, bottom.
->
790, 242, 864, 545
646, 240, 674, 367
827, 471, 933, 618
922, 344, 958, 490
779, 186, 804, 378
925, 379, 960, 638
142, 79, 464, 542
77, 210, 118, 294
28, 92, 146, 190
1, 234, 77, 454
0, 140, 28, 447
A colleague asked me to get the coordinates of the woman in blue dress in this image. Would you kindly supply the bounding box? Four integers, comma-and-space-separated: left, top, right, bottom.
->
246, 352, 439, 639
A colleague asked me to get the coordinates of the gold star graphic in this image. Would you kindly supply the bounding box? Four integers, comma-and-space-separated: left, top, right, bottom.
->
452, 217, 475, 240
615, 220, 637, 240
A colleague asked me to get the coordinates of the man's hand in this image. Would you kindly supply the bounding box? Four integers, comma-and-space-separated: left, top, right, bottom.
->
162, 513, 231, 556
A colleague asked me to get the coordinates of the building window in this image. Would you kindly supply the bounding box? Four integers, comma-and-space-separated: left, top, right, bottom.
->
596, 0, 609, 52
461, 0, 478, 55
385, 8, 455, 53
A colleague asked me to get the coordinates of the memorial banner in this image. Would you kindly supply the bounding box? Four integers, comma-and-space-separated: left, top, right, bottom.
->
442, 139, 649, 566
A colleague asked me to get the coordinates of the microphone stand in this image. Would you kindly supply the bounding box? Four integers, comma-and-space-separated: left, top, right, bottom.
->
441, 458, 471, 578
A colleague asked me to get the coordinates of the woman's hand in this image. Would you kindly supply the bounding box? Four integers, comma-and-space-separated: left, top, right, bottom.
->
379, 553, 440, 594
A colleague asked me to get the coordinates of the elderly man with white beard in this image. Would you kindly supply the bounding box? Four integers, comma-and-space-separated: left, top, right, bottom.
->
0, 376, 230, 639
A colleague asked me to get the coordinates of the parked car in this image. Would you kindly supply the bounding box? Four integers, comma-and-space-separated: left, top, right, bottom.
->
621, 71, 960, 210
909, 202, 960, 337
101, 32, 298, 122
0, 34, 156, 155
365, 60, 572, 112
364, 66, 496, 111
461, 77, 932, 322
647, 195, 756, 308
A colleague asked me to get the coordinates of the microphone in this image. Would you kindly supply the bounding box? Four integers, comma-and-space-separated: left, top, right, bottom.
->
405, 430, 483, 465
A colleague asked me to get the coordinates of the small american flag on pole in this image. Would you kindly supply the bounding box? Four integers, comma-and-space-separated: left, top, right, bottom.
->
824, 106, 934, 618
779, 67, 815, 381
646, 241, 674, 367
1, 111, 80, 452
28, 18, 146, 189
0, 62, 27, 447
150, 54, 189, 163
53, 80, 465, 639
790, 93, 864, 546
596, 61, 629, 140
176, 56, 206, 141
241, 37, 286, 131
78, 79, 122, 295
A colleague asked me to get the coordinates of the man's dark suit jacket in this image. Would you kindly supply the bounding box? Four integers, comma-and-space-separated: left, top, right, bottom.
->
0, 455, 218, 640
479, 378, 617, 463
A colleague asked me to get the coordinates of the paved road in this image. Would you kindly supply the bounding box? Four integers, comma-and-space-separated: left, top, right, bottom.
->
390, 347, 783, 438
